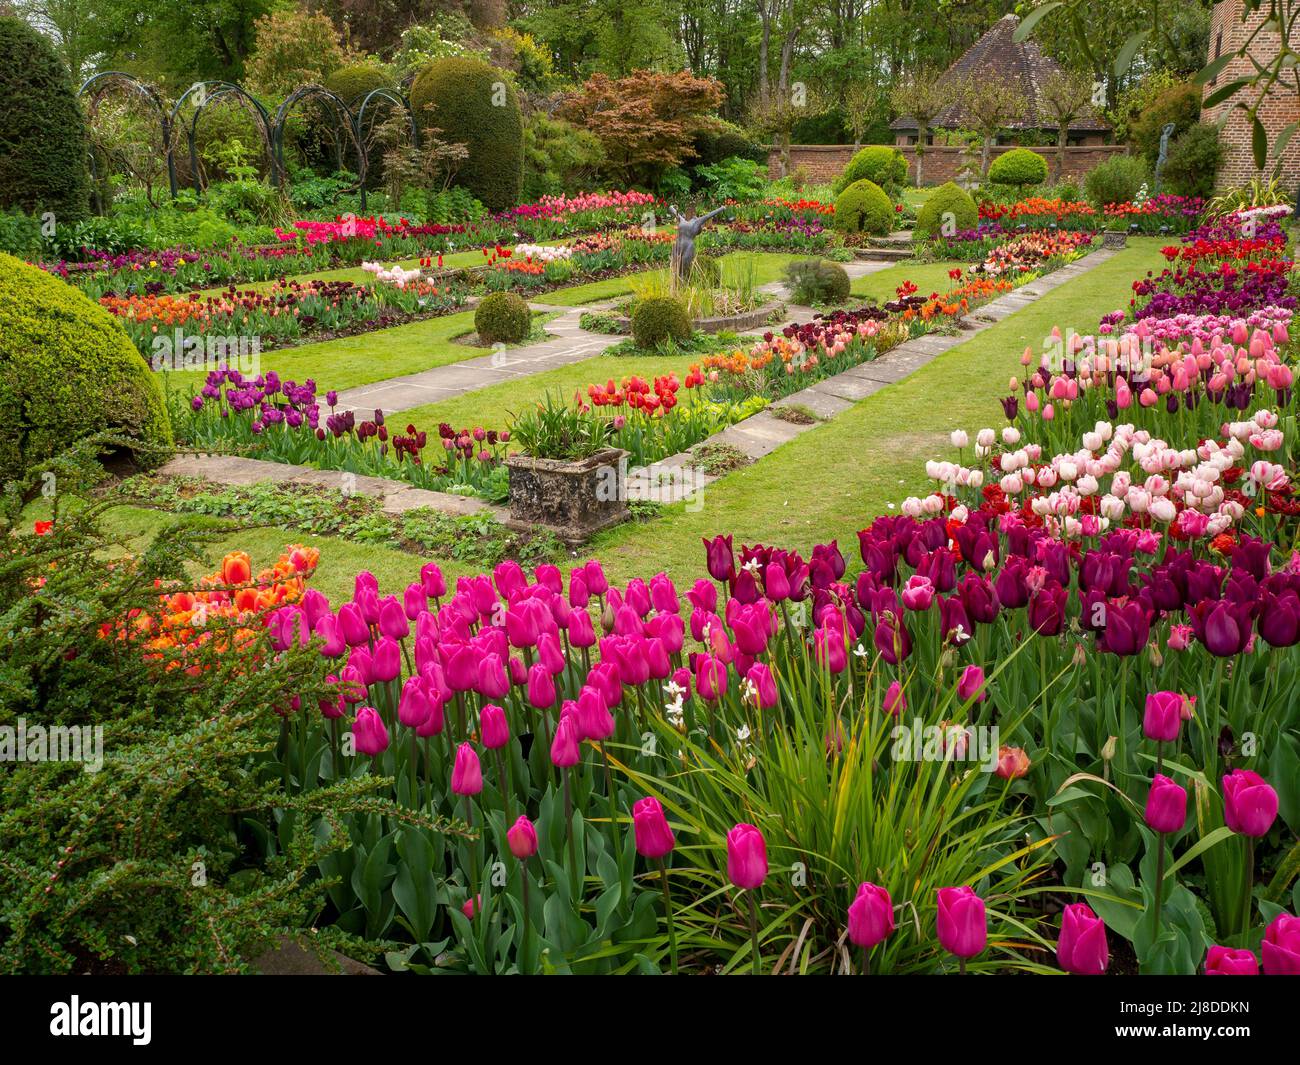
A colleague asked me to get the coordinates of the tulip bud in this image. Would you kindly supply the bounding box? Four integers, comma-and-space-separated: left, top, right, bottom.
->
936, 886, 986, 960
847, 882, 894, 950
632, 796, 675, 858
726, 823, 768, 890
506, 815, 538, 861
1056, 902, 1108, 975
450, 742, 483, 796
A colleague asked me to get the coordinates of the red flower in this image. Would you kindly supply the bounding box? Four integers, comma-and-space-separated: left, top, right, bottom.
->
34, 520, 53, 536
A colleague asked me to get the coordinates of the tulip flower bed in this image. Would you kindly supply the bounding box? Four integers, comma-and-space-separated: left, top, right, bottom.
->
966, 231, 1095, 278
182, 370, 514, 501
976, 195, 1204, 235
103, 275, 470, 359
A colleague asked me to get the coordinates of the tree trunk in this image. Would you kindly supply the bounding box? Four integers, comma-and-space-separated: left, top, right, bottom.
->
915, 122, 927, 187
1057, 126, 1068, 183
981, 135, 992, 178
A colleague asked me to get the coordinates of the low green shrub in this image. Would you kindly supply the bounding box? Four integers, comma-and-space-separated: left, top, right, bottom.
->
833, 179, 894, 235
474, 291, 532, 344
631, 295, 692, 348
784, 258, 851, 304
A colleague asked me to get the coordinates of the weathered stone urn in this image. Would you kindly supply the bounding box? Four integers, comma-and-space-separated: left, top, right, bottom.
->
1102, 230, 1128, 250
505, 448, 629, 543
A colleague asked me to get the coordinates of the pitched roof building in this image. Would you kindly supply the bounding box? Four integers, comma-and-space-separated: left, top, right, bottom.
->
891, 14, 1110, 146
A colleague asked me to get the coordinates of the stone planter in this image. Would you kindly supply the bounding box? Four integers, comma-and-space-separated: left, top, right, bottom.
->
505, 448, 629, 543
1102, 230, 1128, 250
610, 304, 782, 336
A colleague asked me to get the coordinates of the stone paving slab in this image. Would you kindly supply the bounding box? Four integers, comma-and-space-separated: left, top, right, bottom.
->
811, 374, 887, 402
159, 454, 312, 484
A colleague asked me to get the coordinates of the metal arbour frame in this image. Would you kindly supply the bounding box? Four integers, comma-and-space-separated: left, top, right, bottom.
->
76, 75, 419, 207
77, 72, 173, 211
354, 87, 420, 210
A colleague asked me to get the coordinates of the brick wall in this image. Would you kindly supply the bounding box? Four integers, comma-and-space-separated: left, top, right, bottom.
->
766, 144, 1130, 186
1202, 1, 1300, 191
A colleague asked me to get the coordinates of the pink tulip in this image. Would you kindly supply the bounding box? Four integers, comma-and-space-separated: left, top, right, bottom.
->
1205, 945, 1259, 975
632, 797, 675, 858
450, 742, 483, 796
1141, 771, 1187, 832
352, 706, 389, 756
1056, 902, 1108, 975
507, 815, 538, 860
1222, 769, 1279, 837
1142, 691, 1184, 743
956, 664, 986, 703
726, 823, 767, 890
550, 714, 581, 767
1261, 912, 1300, 975
480, 703, 510, 749
936, 886, 986, 960
883, 679, 906, 716
847, 882, 894, 950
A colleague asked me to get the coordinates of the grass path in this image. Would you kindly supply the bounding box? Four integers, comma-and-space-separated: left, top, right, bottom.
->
585, 238, 1167, 584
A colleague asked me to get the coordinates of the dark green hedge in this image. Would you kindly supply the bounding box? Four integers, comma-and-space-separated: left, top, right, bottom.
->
409, 57, 522, 213
0, 16, 92, 222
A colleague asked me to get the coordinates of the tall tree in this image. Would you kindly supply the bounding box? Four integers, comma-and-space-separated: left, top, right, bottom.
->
889, 64, 950, 186
1039, 69, 1094, 180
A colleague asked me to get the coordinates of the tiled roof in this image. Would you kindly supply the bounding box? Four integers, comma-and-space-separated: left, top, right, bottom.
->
891, 14, 1111, 132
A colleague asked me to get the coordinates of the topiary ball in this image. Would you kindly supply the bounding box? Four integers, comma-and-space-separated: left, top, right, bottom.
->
410, 57, 523, 213
631, 296, 692, 348
0, 253, 172, 485
475, 291, 532, 344
913, 181, 979, 239
988, 148, 1049, 188
833, 145, 908, 195
833, 179, 894, 236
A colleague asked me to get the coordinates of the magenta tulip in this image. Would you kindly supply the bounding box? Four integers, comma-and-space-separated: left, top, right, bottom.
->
1205, 945, 1259, 975
632, 797, 675, 859
1261, 912, 1300, 975
352, 706, 389, 756
1222, 769, 1279, 837
936, 886, 986, 960
956, 664, 986, 703
550, 714, 581, 768
726, 823, 768, 890
1143, 691, 1184, 743
847, 882, 894, 951
480, 703, 510, 749
450, 743, 483, 796
1144, 774, 1188, 834
1056, 902, 1108, 975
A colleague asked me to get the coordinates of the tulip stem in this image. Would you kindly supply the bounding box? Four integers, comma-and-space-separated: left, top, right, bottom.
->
521, 864, 531, 973
958, 957, 967, 976
1153, 831, 1166, 930
601, 743, 618, 854
748, 890, 761, 976
1242, 836, 1255, 944
495, 747, 511, 819
563, 767, 579, 903
658, 858, 679, 975
465, 795, 480, 928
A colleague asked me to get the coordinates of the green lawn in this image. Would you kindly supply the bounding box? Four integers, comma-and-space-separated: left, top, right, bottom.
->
158, 307, 485, 396
850, 259, 964, 301
398, 354, 701, 432
583, 238, 1168, 585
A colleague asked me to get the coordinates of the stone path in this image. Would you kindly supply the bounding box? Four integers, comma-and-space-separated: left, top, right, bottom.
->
624, 248, 1116, 502
329, 260, 893, 416
160, 249, 1114, 519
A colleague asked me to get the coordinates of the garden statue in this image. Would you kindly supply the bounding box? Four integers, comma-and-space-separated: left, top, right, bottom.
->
1153, 122, 1176, 194
669, 204, 729, 287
